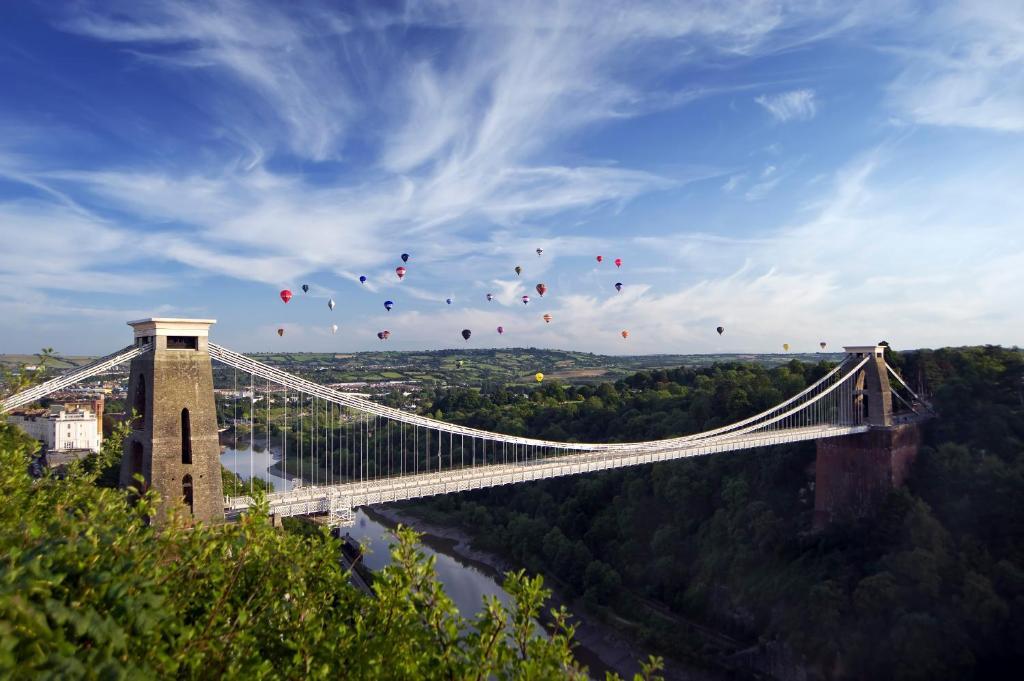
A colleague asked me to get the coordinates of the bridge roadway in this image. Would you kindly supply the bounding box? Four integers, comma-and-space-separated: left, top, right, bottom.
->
226, 423, 868, 523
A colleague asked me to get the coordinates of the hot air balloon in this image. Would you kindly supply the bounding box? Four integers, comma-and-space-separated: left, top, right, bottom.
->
277, 328, 285, 337
514, 265, 522, 276
783, 343, 790, 351
461, 329, 472, 341
377, 331, 385, 340
543, 313, 552, 323
535, 283, 547, 297
382, 330, 391, 340
384, 300, 394, 311
359, 275, 367, 284
486, 293, 494, 302
716, 326, 724, 336
401, 253, 410, 263
614, 258, 622, 268
395, 266, 406, 280
621, 330, 629, 339
445, 298, 453, 305
536, 248, 543, 256
596, 255, 603, 263
497, 326, 504, 335
301, 284, 310, 293
614, 282, 623, 293
535, 372, 544, 382
328, 298, 336, 311
331, 324, 338, 334
820, 341, 827, 351
521, 295, 530, 305
279, 289, 292, 303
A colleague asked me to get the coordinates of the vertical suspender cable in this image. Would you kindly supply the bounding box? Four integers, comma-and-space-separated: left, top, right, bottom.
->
283, 386, 287, 490
249, 370, 254, 497
266, 377, 270, 484
232, 367, 238, 496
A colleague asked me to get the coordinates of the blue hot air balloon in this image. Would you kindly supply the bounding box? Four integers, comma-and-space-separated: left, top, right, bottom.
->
359, 275, 367, 284
401, 253, 410, 263
446, 298, 453, 305
614, 282, 623, 293
384, 300, 394, 311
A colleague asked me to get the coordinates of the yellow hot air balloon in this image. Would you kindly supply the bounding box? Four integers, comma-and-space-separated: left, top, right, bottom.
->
783, 343, 790, 351
535, 372, 544, 382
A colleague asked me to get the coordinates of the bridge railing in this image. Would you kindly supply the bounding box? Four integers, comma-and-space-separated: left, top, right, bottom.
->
1, 344, 151, 414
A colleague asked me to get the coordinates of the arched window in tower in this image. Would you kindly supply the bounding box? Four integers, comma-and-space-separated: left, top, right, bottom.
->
182, 474, 194, 515
181, 408, 193, 464
132, 374, 146, 430
130, 440, 145, 488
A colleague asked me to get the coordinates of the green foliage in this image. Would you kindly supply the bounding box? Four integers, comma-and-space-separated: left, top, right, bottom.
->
0, 422, 663, 680
81, 412, 133, 487
412, 346, 1024, 678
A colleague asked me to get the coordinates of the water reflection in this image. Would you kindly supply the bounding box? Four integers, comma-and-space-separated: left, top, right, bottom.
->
345, 509, 516, 616
221, 446, 296, 492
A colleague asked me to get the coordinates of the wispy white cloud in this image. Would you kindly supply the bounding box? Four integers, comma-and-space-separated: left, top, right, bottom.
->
755, 89, 818, 122
59, 1, 357, 160
886, 3, 1024, 132
721, 173, 746, 192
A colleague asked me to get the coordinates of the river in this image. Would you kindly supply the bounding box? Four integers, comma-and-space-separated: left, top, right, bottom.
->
221, 447, 519, 613
221, 446, 719, 680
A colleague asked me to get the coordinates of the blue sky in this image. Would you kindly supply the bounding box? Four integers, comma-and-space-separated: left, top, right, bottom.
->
1, 0, 1021, 355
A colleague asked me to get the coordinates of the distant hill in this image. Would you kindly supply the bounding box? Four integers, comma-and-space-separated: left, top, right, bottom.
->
217, 348, 846, 389
1, 348, 846, 390
0, 354, 94, 371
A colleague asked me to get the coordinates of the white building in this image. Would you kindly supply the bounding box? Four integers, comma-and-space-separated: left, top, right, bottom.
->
8, 407, 101, 453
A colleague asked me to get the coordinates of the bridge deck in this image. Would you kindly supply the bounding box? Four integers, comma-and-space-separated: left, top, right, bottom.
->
227, 424, 867, 522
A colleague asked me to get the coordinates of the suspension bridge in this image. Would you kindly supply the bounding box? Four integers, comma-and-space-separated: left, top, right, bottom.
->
1, 318, 931, 528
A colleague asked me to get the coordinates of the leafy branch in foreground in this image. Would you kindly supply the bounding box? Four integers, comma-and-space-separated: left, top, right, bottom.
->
0, 422, 662, 680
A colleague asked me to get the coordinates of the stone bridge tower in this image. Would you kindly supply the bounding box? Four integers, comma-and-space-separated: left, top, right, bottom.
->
120, 318, 224, 524
813, 345, 921, 529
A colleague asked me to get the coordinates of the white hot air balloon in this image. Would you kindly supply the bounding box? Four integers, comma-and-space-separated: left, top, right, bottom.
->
331, 324, 338, 334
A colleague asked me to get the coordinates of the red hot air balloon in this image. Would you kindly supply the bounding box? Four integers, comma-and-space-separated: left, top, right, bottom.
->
497, 326, 504, 334
621, 330, 629, 339
277, 328, 285, 337
542, 313, 552, 323
535, 283, 547, 297
382, 330, 391, 340
614, 258, 622, 268
279, 289, 292, 303
395, 266, 407, 280
596, 255, 603, 263
521, 295, 530, 305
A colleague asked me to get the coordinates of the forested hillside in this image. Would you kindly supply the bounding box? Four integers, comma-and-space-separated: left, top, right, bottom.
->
410, 346, 1024, 679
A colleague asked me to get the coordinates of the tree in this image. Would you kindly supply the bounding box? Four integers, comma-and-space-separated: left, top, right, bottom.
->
1, 422, 666, 680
